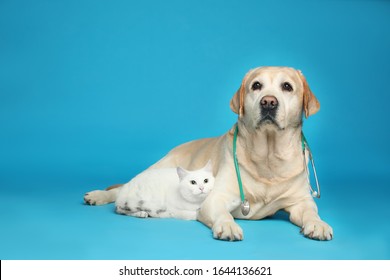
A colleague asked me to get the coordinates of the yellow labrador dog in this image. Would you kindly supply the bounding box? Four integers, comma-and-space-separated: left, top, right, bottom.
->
84, 66, 333, 241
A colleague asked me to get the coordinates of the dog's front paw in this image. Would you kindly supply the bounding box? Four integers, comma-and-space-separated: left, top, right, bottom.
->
212, 220, 243, 241
84, 190, 110, 206
301, 220, 333, 241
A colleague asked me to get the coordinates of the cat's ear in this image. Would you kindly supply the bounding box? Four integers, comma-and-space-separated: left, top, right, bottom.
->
203, 160, 213, 173
176, 166, 188, 181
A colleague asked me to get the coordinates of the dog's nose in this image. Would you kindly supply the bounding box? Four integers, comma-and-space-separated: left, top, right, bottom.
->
260, 96, 278, 110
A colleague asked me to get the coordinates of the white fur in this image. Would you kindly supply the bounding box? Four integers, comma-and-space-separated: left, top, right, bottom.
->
114, 161, 214, 220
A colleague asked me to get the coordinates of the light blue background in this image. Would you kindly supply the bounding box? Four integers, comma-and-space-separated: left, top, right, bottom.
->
1, 0, 389, 259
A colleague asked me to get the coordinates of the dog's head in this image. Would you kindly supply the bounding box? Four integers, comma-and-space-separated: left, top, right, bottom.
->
230, 66, 320, 130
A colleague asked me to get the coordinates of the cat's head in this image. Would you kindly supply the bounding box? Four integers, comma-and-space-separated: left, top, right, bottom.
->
176, 160, 215, 203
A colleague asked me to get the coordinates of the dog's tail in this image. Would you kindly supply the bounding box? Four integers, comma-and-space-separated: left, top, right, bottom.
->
106, 183, 123, 191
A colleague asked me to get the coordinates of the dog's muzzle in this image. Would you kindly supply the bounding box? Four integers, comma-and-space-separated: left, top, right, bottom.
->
259, 95, 279, 124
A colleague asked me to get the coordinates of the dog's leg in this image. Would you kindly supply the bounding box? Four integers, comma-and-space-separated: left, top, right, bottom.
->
198, 194, 242, 241
198, 169, 243, 241
84, 184, 122, 205
285, 198, 333, 241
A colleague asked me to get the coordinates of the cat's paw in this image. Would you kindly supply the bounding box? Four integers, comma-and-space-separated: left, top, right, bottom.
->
131, 211, 149, 218
84, 190, 111, 205
301, 220, 333, 241
173, 210, 198, 220
212, 220, 243, 241
115, 205, 131, 215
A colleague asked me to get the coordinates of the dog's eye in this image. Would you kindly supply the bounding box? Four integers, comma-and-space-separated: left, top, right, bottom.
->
251, 81, 262, 91
190, 180, 197, 185
204, 179, 208, 184
282, 82, 293, 92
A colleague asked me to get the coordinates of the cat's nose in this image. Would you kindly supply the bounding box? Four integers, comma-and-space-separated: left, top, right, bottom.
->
199, 186, 204, 192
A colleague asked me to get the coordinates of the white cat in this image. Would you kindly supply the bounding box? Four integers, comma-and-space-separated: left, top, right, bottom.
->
115, 161, 214, 220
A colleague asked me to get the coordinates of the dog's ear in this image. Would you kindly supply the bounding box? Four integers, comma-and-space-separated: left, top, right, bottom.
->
298, 70, 320, 118
230, 70, 253, 116
230, 85, 245, 116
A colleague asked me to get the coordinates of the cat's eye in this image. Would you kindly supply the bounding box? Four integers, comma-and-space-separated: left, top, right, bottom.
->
204, 179, 209, 183
190, 180, 197, 185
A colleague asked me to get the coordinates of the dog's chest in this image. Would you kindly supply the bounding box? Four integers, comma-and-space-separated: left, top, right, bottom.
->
234, 165, 302, 220
243, 153, 301, 186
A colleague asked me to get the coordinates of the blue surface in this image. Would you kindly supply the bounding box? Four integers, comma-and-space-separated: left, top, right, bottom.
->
0, 0, 389, 260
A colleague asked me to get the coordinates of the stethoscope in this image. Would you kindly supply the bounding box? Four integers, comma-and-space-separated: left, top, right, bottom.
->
233, 123, 321, 216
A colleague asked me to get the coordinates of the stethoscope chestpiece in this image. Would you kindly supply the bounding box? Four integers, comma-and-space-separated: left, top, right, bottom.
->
241, 199, 250, 216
